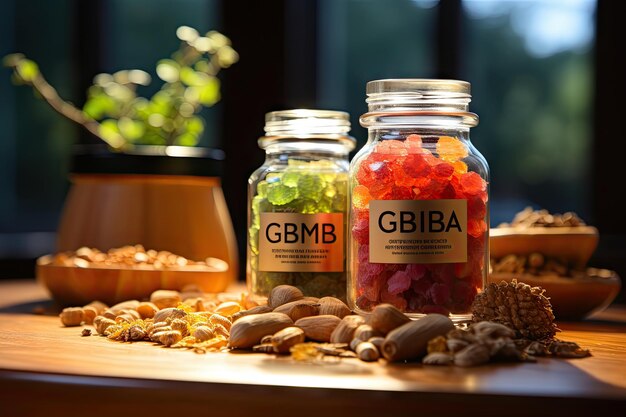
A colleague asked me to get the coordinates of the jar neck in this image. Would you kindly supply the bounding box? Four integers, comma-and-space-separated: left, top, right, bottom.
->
366, 127, 471, 143
264, 141, 350, 162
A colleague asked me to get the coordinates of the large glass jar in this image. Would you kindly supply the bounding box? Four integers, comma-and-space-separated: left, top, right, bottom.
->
248, 109, 356, 301
348, 79, 489, 321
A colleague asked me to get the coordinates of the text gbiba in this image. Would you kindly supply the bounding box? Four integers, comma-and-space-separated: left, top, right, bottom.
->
378, 210, 463, 233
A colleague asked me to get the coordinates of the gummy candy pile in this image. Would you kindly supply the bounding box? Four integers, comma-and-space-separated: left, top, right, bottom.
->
249, 159, 348, 300
351, 135, 488, 315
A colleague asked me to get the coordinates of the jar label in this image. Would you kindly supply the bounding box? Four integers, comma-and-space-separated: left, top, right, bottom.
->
259, 213, 344, 272
369, 199, 467, 263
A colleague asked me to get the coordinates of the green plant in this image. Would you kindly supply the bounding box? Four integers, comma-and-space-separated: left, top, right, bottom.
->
3, 26, 238, 150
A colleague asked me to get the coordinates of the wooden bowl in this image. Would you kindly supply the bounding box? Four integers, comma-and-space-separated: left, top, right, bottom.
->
490, 226, 599, 268
488, 271, 621, 320
36, 255, 230, 306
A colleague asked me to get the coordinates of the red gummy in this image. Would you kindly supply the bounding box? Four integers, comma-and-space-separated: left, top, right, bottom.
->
467, 194, 487, 219
375, 140, 408, 159
451, 281, 478, 313
433, 162, 454, 179
460, 171, 487, 195
404, 134, 423, 154
402, 154, 431, 178
429, 282, 451, 305
380, 289, 408, 311
454, 262, 471, 279
352, 217, 369, 244
468, 219, 487, 238
390, 185, 413, 200
387, 270, 412, 295
406, 263, 427, 280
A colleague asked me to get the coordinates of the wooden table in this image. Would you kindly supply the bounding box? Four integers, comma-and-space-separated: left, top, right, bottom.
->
1, 280, 625, 417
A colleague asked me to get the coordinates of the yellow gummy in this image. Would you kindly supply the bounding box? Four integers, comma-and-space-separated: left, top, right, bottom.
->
437, 136, 468, 162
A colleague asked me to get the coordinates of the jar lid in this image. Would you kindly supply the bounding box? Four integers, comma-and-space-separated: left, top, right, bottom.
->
362, 79, 478, 128
367, 79, 471, 97
259, 109, 356, 150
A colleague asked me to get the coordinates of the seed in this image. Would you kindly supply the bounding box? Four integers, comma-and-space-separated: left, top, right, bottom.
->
60, 307, 84, 327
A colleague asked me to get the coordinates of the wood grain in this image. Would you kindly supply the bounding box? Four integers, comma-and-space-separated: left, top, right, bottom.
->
0, 280, 625, 417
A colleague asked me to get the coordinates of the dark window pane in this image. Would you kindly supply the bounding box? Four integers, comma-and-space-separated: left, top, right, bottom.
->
462, 0, 596, 224
318, 0, 438, 145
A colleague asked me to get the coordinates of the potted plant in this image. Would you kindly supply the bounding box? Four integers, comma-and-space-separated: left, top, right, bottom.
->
4, 26, 240, 289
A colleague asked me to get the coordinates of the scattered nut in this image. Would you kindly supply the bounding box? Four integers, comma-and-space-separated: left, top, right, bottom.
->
60, 307, 84, 327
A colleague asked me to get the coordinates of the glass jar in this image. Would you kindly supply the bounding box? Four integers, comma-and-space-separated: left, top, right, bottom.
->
348, 79, 489, 321
248, 109, 356, 301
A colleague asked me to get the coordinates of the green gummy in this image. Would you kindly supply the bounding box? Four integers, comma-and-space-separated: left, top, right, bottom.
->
282, 172, 300, 187
257, 181, 269, 197
267, 183, 298, 205
297, 174, 324, 201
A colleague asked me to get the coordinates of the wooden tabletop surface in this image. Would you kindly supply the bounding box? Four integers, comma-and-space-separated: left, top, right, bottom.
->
1, 279, 625, 417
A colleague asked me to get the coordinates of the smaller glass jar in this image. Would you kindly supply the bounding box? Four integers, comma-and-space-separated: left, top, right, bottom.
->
247, 109, 356, 301
348, 79, 489, 321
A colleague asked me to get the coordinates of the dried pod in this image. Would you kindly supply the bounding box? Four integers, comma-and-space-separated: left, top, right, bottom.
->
273, 300, 320, 321
150, 326, 173, 342
252, 344, 276, 353
356, 342, 380, 362
215, 301, 242, 316
136, 302, 159, 319
423, 352, 454, 365
446, 338, 470, 353
170, 318, 190, 337
193, 326, 215, 342
228, 313, 293, 349
128, 325, 147, 341
212, 323, 230, 338
231, 305, 273, 322
301, 296, 320, 303
104, 324, 123, 337
271, 327, 306, 353
447, 328, 478, 343
471, 321, 516, 340
60, 307, 84, 327
115, 314, 135, 324
295, 315, 341, 342
82, 306, 98, 325
93, 316, 116, 335
208, 313, 232, 331
102, 309, 116, 320
150, 290, 181, 309
84, 300, 108, 315
317, 297, 351, 319
157, 330, 183, 347
382, 314, 455, 362
471, 279, 558, 340
260, 334, 274, 345
353, 324, 382, 342
116, 309, 140, 320
349, 338, 363, 352
190, 321, 210, 329
109, 300, 140, 313
454, 343, 491, 367
330, 315, 366, 343
149, 321, 171, 335
369, 304, 410, 335
268, 285, 304, 309
153, 307, 187, 323
368, 336, 385, 351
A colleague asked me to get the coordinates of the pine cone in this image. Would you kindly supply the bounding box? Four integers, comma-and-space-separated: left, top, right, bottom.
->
471, 279, 559, 340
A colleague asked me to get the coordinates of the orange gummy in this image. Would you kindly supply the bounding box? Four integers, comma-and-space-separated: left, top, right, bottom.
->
437, 136, 468, 162
352, 185, 372, 209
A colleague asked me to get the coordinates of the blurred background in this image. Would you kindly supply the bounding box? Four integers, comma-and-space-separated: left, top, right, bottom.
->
0, 0, 623, 300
